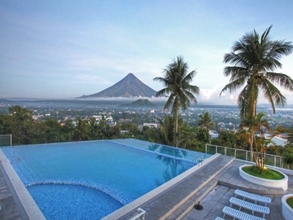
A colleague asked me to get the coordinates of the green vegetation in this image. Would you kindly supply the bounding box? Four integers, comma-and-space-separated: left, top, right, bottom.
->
0, 106, 209, 152
221, 26, 293, 119
220, 26, 293, 169
242, 166, 284, 180
197, 112, 214, 129
287, 197, 293, 208
121, 99, 155, 107
154, 56, 200, 146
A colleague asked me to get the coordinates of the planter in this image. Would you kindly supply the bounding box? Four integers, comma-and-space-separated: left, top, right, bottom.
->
239, 165, 288, 190
282, 194, 293, 220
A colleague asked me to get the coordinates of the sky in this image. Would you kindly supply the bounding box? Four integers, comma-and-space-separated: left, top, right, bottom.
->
1, 1, 293, 105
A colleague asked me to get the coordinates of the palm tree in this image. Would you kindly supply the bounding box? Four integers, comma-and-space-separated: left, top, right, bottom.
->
157, 115, 175, 146
154, 56, 200, 146
220, 26, 293, 120
239, 112, 270, 168
197, 112, 214, 129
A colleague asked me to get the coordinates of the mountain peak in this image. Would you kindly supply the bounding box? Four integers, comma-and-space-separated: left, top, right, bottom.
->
80, 73, 157, 98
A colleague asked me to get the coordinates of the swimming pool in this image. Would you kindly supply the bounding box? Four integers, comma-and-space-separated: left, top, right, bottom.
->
1, 139, 211, 219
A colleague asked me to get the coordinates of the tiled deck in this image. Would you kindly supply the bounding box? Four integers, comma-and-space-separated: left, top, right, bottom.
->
0, 153, 292, 220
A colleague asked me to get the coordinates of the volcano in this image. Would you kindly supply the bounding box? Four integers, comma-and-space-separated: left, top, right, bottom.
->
80, 73, 157, 98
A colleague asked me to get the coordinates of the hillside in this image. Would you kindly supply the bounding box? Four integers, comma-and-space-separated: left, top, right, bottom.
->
121, 99, 156, 107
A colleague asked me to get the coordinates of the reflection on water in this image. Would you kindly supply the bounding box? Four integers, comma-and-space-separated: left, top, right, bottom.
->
147, 143, 193, 186
155, 156, 187, 186
147, 143, 189, 159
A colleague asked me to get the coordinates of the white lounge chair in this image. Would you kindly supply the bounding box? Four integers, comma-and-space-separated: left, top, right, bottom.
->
229, 197, 270, 218
234, 189, 271, 206
222, 206, 266, 220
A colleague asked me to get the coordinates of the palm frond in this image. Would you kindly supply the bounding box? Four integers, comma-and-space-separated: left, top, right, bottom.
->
220, 77, 246, 94
155, 88, 169, 97
266, 72, 293, 90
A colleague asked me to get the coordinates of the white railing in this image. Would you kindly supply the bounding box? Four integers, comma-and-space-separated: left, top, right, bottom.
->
128, 208, 146, 220
205, 144, 284, 168
0, 134, 12, 146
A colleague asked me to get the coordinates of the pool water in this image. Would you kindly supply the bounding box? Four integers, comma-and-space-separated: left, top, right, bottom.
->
2, 139, 210, 219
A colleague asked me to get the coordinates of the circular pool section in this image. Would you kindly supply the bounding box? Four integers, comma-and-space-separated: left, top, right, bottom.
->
28, 183, 123, 220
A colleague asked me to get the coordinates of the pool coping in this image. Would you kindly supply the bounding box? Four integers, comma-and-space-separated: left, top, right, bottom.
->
0, 150, 46, 220
101, 153, 220, 220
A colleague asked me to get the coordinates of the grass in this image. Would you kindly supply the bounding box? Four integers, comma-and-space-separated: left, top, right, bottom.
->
242, 166, 284, 180
287, 197, 293, 208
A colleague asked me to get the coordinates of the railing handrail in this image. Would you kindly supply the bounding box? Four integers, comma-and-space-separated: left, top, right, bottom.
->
205, 143, 285, 168
0, 134, 12, 146
205, 143, 283, 158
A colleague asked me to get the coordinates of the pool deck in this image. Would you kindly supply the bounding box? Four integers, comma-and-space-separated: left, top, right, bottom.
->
115, 155, 293, 220
0, 152, 293, 220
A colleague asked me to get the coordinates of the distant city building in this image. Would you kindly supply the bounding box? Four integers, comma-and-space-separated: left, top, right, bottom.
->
143, 123, 159, 129
269, 136, 287, 147
92, 115, 102, 121
209, 130, 219, 139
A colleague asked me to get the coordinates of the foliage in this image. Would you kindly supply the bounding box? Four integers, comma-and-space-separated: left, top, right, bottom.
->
0, 106, 35, 145
283, 153, 293, 169
211, 130, 237, 148
242, 165, 284, 180
157, 115, 176, 146
154, 56, 200, 146
221, 25, 293, 120
239, 112, 271, 168
197, 112, 214, 129
266, 145, 283, 155
275, 126, 293, 144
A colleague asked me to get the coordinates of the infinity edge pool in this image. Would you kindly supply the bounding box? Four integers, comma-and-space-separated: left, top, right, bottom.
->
0, 140, 218, 220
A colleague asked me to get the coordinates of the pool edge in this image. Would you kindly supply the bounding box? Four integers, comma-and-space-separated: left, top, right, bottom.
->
101, 153, 220, 220
0, 149, 46, 220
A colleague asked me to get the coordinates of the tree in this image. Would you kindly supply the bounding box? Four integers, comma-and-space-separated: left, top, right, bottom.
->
154, 56, 200, 146
157, 115, 176, 146
43, 119, 63, 143
72, 118, 90, 141
211, 130, 237, 148
0, 106, 36, 145
239, 112, 270, 168
220, 26, 293, 120
197, 112, 214, 129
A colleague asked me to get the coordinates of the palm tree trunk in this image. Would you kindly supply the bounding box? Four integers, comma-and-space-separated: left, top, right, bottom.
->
250, 101, 257, 163
174, 109, 178, 147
